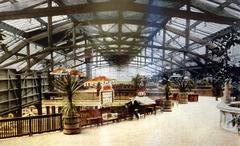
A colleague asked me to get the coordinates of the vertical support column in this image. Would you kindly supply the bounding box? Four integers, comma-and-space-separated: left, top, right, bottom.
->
36, 74, 42, 115
144, 48, 147, 65
16, 75, 22, 117
73, 25, 76, 68
46, 106, 50, 115
51, 106, 56, 129
85, 40, 92, 80
26, 43, 31, 72
162, 29, 166, 69
46, 106, 51, 130
48, 0, 53, 69
16, 74, 22, 134
48, 0, 54, 92
184, 3, 190, 76
151, 41, 153, 64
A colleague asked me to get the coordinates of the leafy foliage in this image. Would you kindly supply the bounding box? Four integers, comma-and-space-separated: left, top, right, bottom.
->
132, 74, 142, 90
161, 72, 172, 100
229, 115, 240, 135
207, 28, 240, 94
176, 78, 194, 93
54, 75, 82, 117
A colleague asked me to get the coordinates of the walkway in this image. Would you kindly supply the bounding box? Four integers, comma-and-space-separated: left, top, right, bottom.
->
0, 96, 239, 146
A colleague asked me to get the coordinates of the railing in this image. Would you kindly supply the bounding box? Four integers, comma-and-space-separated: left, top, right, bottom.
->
0, 114, 62, 139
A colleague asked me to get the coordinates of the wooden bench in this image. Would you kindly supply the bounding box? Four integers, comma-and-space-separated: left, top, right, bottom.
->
87, 109, 102, 126
79, 109, 102, 127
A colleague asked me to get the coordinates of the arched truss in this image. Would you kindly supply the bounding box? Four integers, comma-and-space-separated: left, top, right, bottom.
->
0, 0, 239, 76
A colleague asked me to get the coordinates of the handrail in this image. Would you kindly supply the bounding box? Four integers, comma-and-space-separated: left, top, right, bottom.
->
0, 114, 62, 139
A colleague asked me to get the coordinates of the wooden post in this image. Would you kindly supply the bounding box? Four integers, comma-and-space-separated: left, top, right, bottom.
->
51, 106, 56, 129
29, 117, 32, 136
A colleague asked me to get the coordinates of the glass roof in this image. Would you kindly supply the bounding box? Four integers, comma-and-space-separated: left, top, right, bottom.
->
0, 0, 239, 80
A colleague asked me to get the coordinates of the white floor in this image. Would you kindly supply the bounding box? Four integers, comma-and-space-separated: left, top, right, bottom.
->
1, 97, 240, 146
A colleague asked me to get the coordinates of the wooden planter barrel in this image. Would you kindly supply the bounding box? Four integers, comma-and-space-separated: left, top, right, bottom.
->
163, 100, 173, 112
63, 115, 81, 135
179, 92, 188, 104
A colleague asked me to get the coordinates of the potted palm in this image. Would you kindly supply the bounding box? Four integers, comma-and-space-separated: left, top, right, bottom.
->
161, 72, 172, 112
54, 74, 82, 134
132, 74, 142, 89
176, 77, 193, 104
132, 74, 142, 95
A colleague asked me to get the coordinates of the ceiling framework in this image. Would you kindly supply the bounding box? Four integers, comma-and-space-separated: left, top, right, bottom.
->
0, 0, 239, 77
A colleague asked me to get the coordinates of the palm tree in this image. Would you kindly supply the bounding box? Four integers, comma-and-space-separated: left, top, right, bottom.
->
54, 74, 82, 134
161, 72, 171, 100
132, 74, 142, 90
161, 72, 172, 112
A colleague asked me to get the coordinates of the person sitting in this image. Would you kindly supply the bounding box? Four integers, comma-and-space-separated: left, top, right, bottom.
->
126, 97, 140, 120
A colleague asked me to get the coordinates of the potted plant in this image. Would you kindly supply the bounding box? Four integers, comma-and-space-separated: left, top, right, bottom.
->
132, 74, 142, 94
176, 77, 193, 104
132, 74, 142, 89
228, 115, 240, 135
161, 72, 172, 112
54, 74, 82, 134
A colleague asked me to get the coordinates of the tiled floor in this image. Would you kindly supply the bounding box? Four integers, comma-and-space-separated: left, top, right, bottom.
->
1, 97, 240, 146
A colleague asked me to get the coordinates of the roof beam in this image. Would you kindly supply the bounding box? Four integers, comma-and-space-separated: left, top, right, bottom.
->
0, 0, 46, 12
0, 21, 26, 37
0, 2, 238, 24
165, 25, 215, 47
0, 41, 208, 68
0, 22, 73, 64
190, 0, 238, 19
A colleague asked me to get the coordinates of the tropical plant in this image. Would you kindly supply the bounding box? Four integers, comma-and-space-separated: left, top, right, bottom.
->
54, 74, 82, 117
207, 28, 240, 98
142, 76, 147, 88
176, 77, 194, 93
132, 74, 142, 90
229, 115, 240, 135
161, 72, 172, 100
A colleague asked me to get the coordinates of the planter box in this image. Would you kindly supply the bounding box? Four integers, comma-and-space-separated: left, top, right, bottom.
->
188, 94, 199, 102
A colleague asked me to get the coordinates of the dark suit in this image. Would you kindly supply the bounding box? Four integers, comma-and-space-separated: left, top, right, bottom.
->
126, 100, 140, 119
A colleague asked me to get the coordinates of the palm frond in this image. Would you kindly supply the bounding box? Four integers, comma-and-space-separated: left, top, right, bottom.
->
54, 74, 83, 117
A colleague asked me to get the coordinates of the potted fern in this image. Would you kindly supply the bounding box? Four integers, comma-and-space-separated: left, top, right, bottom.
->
54, 74, 82, 134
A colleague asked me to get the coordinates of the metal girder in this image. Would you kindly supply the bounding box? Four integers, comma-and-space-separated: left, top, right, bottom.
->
219, 0, 236, 9
0, 40, 208, 68
20, 52, 50, 72
190, 0, 238, 19
34, 18, 48, 27
208, 0, 240, 12
0, 2, 238, 24
165, 25, 215, 48
0, 22, 73, 64
0, 0, 46, 12
205, 21, 240, 41
0, 21, 26, 37
165, 21, 202, 45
